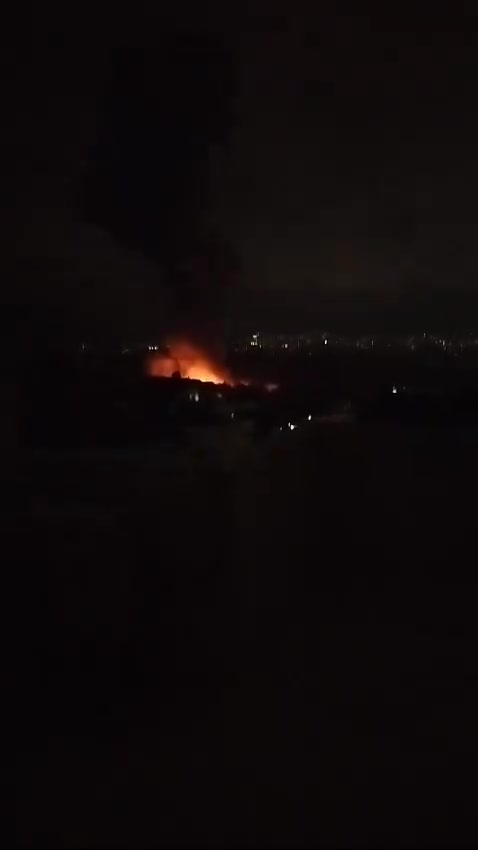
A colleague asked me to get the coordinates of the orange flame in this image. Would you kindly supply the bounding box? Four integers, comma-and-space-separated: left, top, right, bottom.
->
147, 340, 233, 385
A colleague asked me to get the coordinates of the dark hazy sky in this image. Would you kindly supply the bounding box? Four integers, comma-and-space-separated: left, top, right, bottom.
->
5, 3, 478, 341
220, 5, 478, 331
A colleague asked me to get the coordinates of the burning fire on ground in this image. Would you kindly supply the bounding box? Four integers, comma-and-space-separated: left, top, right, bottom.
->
147, 340, 234, 385
147, 339, 279, 392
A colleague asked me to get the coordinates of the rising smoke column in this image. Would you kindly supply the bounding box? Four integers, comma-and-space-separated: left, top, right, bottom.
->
83, 30, 240, 351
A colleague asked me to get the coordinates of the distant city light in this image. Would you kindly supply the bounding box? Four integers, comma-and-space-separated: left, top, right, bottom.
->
308, 414, 312, 421
289, 422, 297, 431
194, 392, 200, 402
392, 386, 398, 394
232, 329, 478, 356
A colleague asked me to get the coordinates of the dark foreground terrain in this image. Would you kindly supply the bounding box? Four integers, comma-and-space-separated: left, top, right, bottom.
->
12, 423, 478, 845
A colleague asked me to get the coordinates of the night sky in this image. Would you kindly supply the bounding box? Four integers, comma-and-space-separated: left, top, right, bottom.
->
5, 4, 478, 345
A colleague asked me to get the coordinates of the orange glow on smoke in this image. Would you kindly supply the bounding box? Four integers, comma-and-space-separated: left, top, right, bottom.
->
147, 340, 233, 385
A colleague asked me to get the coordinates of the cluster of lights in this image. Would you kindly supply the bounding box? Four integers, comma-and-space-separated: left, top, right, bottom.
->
280, 414, 313, 432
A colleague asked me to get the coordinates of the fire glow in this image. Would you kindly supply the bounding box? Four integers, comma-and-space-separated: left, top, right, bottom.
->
147, 340, 233, 385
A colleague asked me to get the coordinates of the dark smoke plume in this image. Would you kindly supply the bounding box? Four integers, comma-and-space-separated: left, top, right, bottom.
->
83, 32, 240, 348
